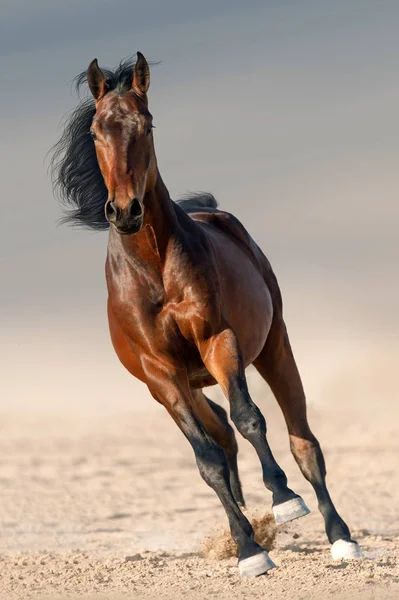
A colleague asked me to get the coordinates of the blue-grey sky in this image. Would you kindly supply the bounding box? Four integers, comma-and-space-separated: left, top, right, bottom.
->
1, 0, 398, 412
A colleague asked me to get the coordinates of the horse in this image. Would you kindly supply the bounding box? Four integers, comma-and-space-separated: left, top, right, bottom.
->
51, 52, 363, 577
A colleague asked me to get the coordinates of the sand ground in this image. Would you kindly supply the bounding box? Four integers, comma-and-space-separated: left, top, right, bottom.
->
1, 368, 398, 600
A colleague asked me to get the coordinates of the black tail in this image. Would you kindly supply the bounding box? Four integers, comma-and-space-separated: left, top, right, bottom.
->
176, 191, 218, 212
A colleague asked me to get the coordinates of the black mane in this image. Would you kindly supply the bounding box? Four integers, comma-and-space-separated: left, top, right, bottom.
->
50, 58, 140, 230
50, 57, 218, 230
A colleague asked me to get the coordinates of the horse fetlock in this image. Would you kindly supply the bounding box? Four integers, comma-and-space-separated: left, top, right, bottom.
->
263, 466, 288, 488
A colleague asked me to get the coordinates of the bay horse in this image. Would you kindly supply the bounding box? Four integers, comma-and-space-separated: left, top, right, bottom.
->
51, 53, 362, 577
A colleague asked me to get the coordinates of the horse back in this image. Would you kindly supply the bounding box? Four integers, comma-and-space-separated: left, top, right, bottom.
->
186, 208, 269, 274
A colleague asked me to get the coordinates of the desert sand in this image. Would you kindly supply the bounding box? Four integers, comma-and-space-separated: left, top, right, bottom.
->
1, 359, 398, 600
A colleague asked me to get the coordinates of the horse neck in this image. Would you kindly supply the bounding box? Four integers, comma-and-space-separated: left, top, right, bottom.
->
109, 171, 180, 266
143, 172, 179, 254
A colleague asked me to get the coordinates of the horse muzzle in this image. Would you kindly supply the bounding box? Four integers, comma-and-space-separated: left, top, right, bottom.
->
105, 198, 144, 234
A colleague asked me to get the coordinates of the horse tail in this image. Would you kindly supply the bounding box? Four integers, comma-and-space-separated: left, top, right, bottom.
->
176, 192, 218, 212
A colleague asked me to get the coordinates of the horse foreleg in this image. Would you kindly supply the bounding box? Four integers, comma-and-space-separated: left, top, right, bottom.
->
142, 357, 274, 577
192, 389, 245, 507
199, 330, 310, 523
253, 317, 363, 560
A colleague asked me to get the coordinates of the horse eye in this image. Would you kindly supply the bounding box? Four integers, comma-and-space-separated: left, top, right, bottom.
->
90, 130, 97, 141
145, 124, 154, 136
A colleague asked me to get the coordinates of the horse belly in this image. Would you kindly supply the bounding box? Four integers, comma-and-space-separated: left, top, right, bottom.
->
211, 237, 273, 367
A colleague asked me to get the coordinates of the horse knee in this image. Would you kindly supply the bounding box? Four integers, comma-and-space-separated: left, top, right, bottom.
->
231, 402, 266, 441
196, 442, 230, 489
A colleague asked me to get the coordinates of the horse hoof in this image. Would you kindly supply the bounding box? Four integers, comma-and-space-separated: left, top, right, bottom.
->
238, 551, 276, 578
331, 539, 363, 560
273, 496, 310, 525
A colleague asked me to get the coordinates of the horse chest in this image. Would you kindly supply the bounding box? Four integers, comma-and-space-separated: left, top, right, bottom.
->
108, 272, 189, 349
106, 247, 215, 367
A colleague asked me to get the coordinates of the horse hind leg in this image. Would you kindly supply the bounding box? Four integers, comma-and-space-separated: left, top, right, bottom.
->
192, 389, 245, 507
253, 316, 363, 560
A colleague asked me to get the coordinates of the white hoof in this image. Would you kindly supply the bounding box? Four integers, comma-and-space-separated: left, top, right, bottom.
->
273, 497, 310, 525
331, 539, 363, 560
238, 551, 276, 578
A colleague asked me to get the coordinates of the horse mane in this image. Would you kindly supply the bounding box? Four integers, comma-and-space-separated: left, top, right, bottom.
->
50, 57, 218, 230
50, 58, 142, 230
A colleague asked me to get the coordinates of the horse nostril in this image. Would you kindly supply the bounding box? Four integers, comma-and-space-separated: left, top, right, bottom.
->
105, 200, 119, 223
129, 198, 143, 219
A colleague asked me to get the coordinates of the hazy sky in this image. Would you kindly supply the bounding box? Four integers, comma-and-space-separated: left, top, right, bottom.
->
1, 0, 398, 412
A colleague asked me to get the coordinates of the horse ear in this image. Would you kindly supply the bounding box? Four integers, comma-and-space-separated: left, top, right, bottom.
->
132, 52, 150, 96
87, 59, 107, 100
